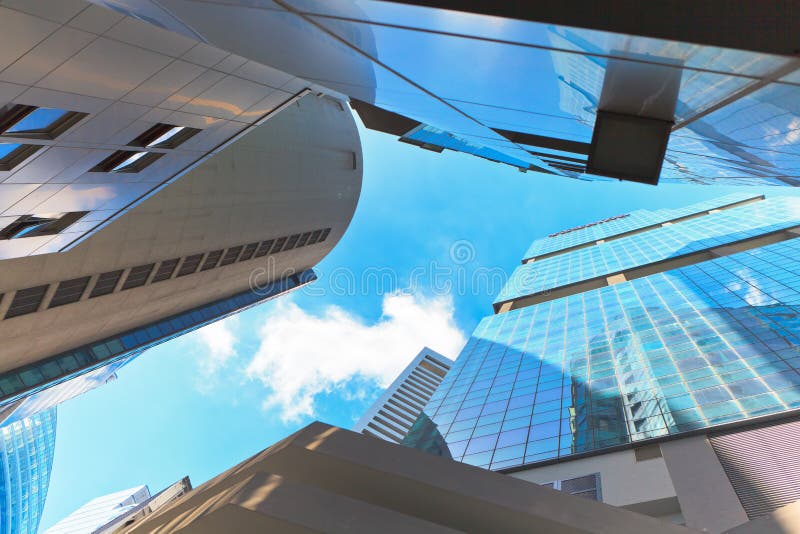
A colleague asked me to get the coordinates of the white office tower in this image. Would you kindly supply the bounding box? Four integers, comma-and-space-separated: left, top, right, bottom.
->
44, 485, 151, 534
354, 348, 452, 443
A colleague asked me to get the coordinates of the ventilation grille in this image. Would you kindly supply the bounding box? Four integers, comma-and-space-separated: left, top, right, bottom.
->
544, 474, 601, 501
6, 285, 48, 318
48, 277, 90, 308
90, 270, 123, 298
710, 418, 800, 518
201, 250, 223, 271
0, 227, 332, 320
122, 264, 154, 290
177, 254, 203, 277
151, 259, 179, 283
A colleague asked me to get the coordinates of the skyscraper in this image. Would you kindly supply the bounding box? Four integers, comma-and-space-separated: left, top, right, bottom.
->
0, 0, 363, 419
44, 485, 151, 534
0, 408, 57, 534
353, 347, 452, 444
408, 193, 800, 531
99, 0, 800, 186
0, 0, 798, 419
44, 478, 192, 534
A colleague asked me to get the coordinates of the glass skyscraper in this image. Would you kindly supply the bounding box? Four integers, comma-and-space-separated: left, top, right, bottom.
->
415, 193, 800, 473
0, 408, 56, 534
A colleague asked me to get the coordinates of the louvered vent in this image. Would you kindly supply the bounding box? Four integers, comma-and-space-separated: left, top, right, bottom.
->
543, 474, 601, 501
709, 417, 800, 519
151, 259, 179, 282
90, 270, 123, 297
49, 276, 90, 308
6, 285, 49, 318
122, 264, 154, 290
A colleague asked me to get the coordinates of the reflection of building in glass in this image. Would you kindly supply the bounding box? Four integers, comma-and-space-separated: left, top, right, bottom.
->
0, 408, 56, 534
409, 193, 800, 529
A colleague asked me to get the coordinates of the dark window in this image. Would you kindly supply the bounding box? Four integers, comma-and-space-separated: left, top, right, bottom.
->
177, 254, 203, 276
90, 150, 164, 173
90, 270, 124, 297
6, 284, 49, 318
0, 212, 87, 240
49, 276, 91, 308
121, 264, 155, 290
319, 228, 331, 242
151, 259, 179, 282
129, 123, 201, 148
296, 232, 311, 247
271, 237, 287, 253
307, 230, 322, 245
0, 104, 86, 140
220, 246, 242, 266
238, 243, 258, 261
200, 250, 223, 271
254, 240, 274, 258
0, 143, 41, 171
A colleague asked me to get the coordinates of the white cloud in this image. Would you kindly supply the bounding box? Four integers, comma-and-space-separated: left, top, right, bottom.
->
245, 293, 466, 422
194, 316, 239, 376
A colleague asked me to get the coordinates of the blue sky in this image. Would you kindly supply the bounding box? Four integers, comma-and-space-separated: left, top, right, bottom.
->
37, 122, 800, 530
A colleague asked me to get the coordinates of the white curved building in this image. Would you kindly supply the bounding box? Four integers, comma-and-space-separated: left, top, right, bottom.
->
0, 0, 363, 420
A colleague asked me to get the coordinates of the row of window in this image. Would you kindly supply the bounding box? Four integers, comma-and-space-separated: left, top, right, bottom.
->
0, 272, 314, 402
0, 103, 201, 173
1, 227, 331, 320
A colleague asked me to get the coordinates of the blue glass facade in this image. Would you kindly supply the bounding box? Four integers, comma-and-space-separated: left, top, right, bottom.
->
415, 195, 800, 471
497, 195, 800, 304
0, 409, 56, 534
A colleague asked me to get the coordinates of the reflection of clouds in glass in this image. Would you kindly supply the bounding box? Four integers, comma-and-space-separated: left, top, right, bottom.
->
729, 268, 778, 306
35, 184, 122, 213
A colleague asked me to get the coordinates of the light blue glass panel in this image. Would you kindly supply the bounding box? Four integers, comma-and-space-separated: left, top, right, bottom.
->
0, 408, 56, 534
413, 235, 800, 471
524, 192, 759, 259
499, 197, 800, 303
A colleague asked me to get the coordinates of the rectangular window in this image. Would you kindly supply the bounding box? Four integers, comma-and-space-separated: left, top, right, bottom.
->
200, 250, 223, 271
0, 143, 41, 171
121, 264, 155, 290
5, 284, 49, 318
177, 254, 203, 276
319, 228, 331, 242
0, 104, 86, 139
151, 259, 179, 282
48, 276, 91, 308
130, 123, 201, 148
90, 150, 163, 173
90, 270, 124, 297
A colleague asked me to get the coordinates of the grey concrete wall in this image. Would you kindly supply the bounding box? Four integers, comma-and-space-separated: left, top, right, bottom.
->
661, 435, 749, 533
